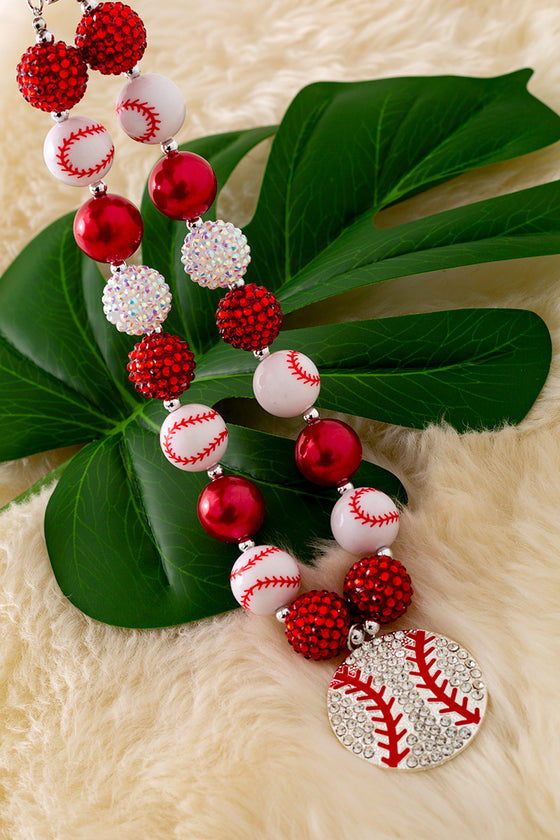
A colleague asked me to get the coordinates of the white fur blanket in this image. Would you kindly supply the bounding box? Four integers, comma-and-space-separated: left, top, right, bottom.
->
0, 1, 559, 837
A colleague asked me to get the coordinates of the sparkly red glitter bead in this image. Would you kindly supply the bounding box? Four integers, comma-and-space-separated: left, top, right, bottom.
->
73, 193, 143, 263
216, 283, 283, 351
344, 554, 413, 624
75, 2, 146, 74
284, 590, 352, 660
295, 419, 362, 486
16, 41, 88, 112
197, 475, 266, 543
127, 332, 196, 400
148, 151, 217, 221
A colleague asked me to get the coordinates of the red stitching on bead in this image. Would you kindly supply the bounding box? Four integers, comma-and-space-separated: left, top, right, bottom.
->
230, 545, 280, 580
241, 575, 300, 611
162, 411, 226, 465
56, 124, 114, 180
405, 631, 482, 726
348, 488, 399, 528
331, 665, 410, 767
116, 98, 162, 142
286, 350, 320, 386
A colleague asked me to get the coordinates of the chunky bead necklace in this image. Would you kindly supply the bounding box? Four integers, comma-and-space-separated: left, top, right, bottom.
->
16, 0, 488, 771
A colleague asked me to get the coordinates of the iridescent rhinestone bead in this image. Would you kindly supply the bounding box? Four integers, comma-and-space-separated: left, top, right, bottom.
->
181, 220, 250, 289
102, 265, 172, 334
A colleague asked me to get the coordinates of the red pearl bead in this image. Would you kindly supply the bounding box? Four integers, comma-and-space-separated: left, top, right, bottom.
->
75, 2, 146, 74
17, 41, 88, 113
284, 590, 352, 660
344, 554, 413, 623
216, 283, 283, 351
197, 475, 266, 543
73, 193, 143, 263
295, 419, 362, 486
148, 151, 217, 221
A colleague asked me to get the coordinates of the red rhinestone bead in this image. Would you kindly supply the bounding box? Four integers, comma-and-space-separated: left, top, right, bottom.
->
197, 475, 266, 543
284, 590, 352, 660
295, 419, 362, 486
16, 41, 88, 112
216, 283, 283, 351
127, 333, 196, 400
73, 193, 143, 263
148, 151, 217, 221
344, 554, 413, 624
75, 2, 146, 74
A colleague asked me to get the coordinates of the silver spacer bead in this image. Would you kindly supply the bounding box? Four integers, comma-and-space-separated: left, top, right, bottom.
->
32, 16, 47, 33
276, 606, 290, 623
363, 620, 381, 639
186, 217, 202, 230
303, 407, 319, 424
253, 346, 270, 362
126, 64, 141, 80
207, 464, 224, 481
161, 137, 178, 155
238, 539, 255, 553
89, 180, 107, 197
110, 261, 127, 275
163, 399, 181, 413
35, 29, 54, 43
51, 110, 69, 123
80, 0, 99, 12
377, 546, 393, 558
348, 624, 366, 651
227, 278, 245, 291
337, 481, 354, 496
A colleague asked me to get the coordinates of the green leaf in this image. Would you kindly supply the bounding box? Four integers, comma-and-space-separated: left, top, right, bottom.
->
243, 70, 560, 309
195, 308, 551, 431
45, 417, 404, 628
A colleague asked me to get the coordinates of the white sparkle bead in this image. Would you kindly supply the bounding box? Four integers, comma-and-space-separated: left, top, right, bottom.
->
43, 116, 114, 186
252, 350, 320, 418
115, 73, 186, 144
330, 487, 400, 556
181, 219, 251, 289
160, 403, 228, 472
102, 265, 172, 335
230, 544, 301, 615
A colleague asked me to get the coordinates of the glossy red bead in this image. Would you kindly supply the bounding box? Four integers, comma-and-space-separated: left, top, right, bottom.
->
127, 333, 196, 400
344, 554, 413, 624
216, 283, 283, 351
17, 41, 88, 112
284, 590, 352, 660
75, 2, 146, 74
148, 151, 217, 221
73, 193, 143, 263
295, 419, 362, 486
197, 475, 266, 543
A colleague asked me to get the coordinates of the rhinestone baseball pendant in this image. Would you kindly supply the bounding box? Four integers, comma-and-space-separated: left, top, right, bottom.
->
327, 628, 487, 771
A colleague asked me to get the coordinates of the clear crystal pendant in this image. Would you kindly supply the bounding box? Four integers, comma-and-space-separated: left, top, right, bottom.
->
327, 628, 487, 771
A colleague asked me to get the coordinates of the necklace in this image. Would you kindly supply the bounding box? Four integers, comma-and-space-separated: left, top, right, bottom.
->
16, 0, 488, 771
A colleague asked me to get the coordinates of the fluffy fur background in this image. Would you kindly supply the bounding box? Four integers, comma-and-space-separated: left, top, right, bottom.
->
1, 0, 559, 837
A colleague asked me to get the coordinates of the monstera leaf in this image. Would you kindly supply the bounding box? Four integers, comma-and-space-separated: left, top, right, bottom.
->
0, 71, 557, 627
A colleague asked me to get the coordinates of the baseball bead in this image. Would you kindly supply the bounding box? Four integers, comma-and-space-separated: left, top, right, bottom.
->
230, 544, 301, 615
43, 116, 114, 186
252, 350, 320, 418
116, 73, 186, 144
331, 487, 400, 555
160, 403, 228, 472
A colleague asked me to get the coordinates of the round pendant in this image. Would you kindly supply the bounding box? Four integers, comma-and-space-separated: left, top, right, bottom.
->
327, 629, 487, 771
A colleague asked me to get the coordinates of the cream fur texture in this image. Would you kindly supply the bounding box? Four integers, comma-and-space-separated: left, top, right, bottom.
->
1, 0, 560, 837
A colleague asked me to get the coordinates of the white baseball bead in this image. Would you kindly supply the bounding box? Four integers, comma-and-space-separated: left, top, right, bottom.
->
252, 350, 320, 418
116, 73, 186, 145
43, 116, 114, 186
230, 544, 301, 615
330, 487, 400, 555
160, 403, 228, 472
